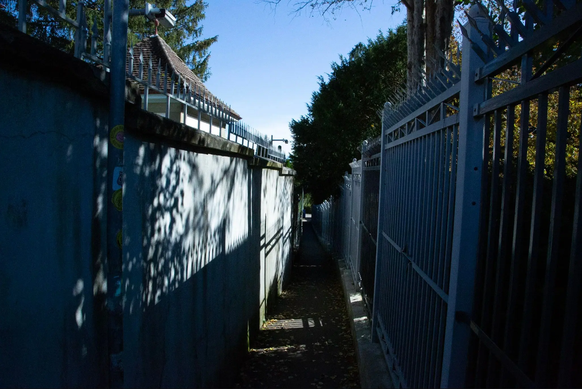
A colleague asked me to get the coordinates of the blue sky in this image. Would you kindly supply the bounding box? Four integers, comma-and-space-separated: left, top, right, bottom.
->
202, 0, 405, 154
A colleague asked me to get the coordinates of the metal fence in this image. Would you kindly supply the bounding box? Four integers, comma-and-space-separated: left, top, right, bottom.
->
465, 2, 582, 387
374, 78, 461, 389
14, 0, 287, 164
312, 198, 334, 251
347, 161, 362, 285
359, 138, 381, 312
312, 1, 582, 387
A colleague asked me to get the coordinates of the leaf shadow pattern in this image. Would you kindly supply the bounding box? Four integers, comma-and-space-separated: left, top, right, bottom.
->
122, 133, 295, 387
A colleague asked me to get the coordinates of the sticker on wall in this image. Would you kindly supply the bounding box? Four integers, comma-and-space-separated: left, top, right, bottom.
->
112, 167, 124, 191
112, 189, 123, 212
116, 230, 122, 249
110, 125, 124, 149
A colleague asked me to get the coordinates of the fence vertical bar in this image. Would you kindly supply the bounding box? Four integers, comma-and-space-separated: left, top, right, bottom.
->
517, 95, 546, 370
535, 86, 570, 387
357, 142, 366, 287
144, 56, 151, 111
558, 114, 582, 388
18, 0, 27, 33
103, 0, 111, 64
164, 64, 169, 118
371, 103, 389, 343
198, 92, 202, 130
440, 5, 489, 387
74, 1, 85, 58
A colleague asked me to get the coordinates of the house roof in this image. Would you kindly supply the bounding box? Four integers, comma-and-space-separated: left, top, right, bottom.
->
127, 35, 241, 120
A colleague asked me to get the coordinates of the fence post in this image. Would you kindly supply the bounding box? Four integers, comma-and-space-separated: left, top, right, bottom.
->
74, 1, 86, 58
357, 143, 366, 288
371, 103, 389, 342
108, 0, 129, 385
440, 4, 490, 387
18, 0, 27, 33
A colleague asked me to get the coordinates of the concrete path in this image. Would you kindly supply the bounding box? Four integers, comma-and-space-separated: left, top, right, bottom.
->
235, 219, 360, 389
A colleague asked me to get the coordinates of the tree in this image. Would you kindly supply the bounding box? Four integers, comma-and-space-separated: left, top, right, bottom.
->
265, 0, 454, 94
291, 25, 407, 203
0, 0, 217, 81
126, 0, 217, 82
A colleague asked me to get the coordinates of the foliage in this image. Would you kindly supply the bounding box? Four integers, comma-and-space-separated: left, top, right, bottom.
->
291, 25, 407, 203
0, 0, 217, 81
266, 0, 454, 94
264, 0, 375, 16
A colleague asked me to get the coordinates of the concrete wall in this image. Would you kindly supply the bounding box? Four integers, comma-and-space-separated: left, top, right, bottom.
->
0, 30, 110, 388
258, 168, 294, 320
121, 119, 294, 386
0, 25, 295, 388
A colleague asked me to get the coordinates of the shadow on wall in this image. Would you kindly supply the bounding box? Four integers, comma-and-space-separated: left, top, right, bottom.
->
0, 25, 295, 388
123, 136, 265, 388
0, 66, 110, 387
259, 168, 294, 314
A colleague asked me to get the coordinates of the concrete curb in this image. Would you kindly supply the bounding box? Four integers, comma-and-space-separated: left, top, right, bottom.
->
337, 258, 393, 389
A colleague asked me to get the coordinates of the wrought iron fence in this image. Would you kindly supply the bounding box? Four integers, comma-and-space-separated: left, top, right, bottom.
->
312, 199, 332, 249
14, 0, 287, 164
466, 1, 582, 387
359, 137, 381, 312
373, 2, 582, 386
375, 79, 461, 389
312, 1, 582, 387
17, 0, 111, 65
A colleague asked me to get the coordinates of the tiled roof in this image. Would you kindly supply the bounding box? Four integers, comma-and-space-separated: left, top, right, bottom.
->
127, 35, 241, 120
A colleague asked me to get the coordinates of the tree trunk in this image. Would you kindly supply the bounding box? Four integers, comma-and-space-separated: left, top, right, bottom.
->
404, 0, 415, 95
405, 0, 425, 95
405, 0, 454, 94
434, 0, 454, 71
425, 0, 436, 77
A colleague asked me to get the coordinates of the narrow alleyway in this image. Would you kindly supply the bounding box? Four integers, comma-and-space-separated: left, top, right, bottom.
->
236, 218, 360, 389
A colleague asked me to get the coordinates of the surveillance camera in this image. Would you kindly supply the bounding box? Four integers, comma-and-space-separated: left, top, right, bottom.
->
145, 3, 176, 28
156, 9, 176, 28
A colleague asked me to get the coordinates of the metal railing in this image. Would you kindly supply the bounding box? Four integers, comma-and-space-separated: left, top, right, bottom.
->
375, 80, 461, 389
15, 0, 287, 164
312, 199, 334, 251
313, 1, 582, 387
18, 0, 111, 65
374, 2, 582, 386
466, 2, 582, 387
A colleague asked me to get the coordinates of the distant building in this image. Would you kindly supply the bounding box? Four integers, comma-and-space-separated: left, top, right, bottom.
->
126, 35, 241, 137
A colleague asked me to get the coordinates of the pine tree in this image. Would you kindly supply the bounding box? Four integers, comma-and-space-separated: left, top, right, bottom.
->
127, 0, 217, 81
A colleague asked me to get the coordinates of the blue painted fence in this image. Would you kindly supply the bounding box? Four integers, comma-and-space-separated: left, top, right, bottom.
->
313, 1, 582, 387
